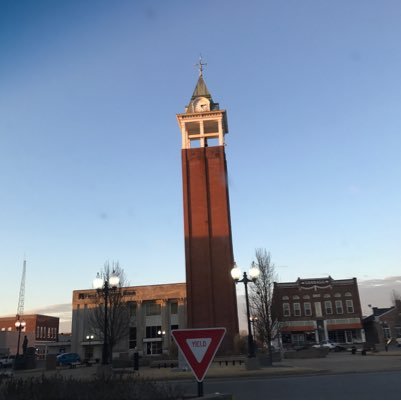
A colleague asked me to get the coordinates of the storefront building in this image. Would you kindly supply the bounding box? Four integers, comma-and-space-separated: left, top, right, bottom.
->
271, 277, 365, 348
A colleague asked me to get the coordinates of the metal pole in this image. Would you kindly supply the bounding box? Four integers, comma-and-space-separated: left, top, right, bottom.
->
198, 381, 204, 397
16, 327, 21, 357
244, 273, 255, 358
102, 282, 109, 365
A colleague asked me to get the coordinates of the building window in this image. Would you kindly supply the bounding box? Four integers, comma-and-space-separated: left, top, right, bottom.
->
395, 326, 401, 337
145, 341, 162, 355
312, 294, 321, 298
346, 299, 354, 313
314, 302, 322, 317
303, 295, 310, 300
283, 303, 290, 317
335, 300, 343, 314
36, 327, 40, 338
282, 296, 289, 300
325, 301, 333, 315
171, 324, 179, 331
146, 302, 161, 316
334, 293, 341, 298
323, 294, 331, 298
304, 302, 312, 316
293, 295, 300, 300
345, 292, 352, 297
145, 326, 162, 338
382, 325, 391, 339
129, 327, 137, 349
170, 302, 178, 315
293, 303, 301, 316
128, 302, 137, 318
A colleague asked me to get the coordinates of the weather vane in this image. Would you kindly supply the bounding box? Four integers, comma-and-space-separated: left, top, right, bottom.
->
195, 55, 207, 77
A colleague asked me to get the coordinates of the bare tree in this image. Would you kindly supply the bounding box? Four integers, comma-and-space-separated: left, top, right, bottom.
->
391, 289, 401, 305
249, 249, 277, 365
89, 261, 129, 361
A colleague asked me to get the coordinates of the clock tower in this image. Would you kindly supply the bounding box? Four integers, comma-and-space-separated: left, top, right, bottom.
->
176, 63, 239, 351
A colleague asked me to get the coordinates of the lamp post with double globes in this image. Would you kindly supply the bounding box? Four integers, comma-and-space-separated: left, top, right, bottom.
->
15, 318, 26, 357
86, 334, 94, 360
158, 329, 166, 354
231, 262, 260, 358
93, 270, 120, 365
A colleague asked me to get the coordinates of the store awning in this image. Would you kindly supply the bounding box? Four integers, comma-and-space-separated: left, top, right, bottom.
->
281, 325, 315, 332
327, 323, 362, 330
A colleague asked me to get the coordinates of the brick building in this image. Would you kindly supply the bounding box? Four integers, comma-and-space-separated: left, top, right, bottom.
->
0, 314, 59, 355
0, 314, 59, 342
271, 277, 365, 348
71, 283, 186, 360
363, 300, 401, 347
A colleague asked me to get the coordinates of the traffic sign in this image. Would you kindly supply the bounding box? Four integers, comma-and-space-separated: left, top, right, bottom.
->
172, 328, 226, 382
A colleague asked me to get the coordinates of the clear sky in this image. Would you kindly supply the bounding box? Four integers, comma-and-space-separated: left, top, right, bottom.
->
1, 0, 400, 329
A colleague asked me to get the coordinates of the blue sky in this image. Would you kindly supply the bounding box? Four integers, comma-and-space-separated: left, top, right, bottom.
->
1, 0, 401, 327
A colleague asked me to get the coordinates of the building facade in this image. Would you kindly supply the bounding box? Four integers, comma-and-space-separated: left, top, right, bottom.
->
176, 67, 239, 352
0, 314, 59, 356
271, 277, 365, 348
363, 300, 401, 347
71, 283, 186, 359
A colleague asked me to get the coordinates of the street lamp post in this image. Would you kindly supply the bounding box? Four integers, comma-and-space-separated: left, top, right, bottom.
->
15, 318, 26, 357
250, 316, 259, 338
231, 262, 260, 358
158, 330, 166, 354
86, 334, 94, 360
93, 271, 120, 365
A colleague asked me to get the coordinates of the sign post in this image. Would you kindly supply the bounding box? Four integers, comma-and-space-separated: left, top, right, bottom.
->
172, 328, 226, 397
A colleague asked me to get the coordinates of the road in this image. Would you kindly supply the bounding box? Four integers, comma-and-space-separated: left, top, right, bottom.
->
175, 370, 401, 399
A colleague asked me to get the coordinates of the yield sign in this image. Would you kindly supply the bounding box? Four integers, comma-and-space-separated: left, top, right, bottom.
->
172, 328, 226, 382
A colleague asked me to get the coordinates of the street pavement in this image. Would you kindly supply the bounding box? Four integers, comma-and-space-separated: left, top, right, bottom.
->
10, 348, 401, 382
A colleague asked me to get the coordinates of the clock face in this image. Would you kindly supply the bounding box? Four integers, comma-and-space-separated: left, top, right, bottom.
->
193, 97, 210, 112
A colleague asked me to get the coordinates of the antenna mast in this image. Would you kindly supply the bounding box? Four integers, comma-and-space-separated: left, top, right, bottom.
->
16, 259, 26, 319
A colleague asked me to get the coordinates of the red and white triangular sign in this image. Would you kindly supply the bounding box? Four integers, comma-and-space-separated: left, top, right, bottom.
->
172, 328, 226, 382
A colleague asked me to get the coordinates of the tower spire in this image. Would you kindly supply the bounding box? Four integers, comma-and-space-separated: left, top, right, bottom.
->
195, 55, 207, 77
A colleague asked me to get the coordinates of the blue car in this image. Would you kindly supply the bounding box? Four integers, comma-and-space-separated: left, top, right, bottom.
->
56, 352, 81, 366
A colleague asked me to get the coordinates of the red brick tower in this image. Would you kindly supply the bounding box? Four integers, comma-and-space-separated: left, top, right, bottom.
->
176, 65, 239, 351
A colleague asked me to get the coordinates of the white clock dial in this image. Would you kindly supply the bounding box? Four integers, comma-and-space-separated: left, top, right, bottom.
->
193, 98, 210, 112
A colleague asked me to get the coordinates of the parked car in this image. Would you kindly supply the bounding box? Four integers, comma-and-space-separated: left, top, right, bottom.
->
312, 340, 346, 352
0, 355, 15, 368
56, 353, 81, 366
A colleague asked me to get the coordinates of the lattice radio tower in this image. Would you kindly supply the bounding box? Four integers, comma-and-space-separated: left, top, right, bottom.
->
16, 259, 26, 319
